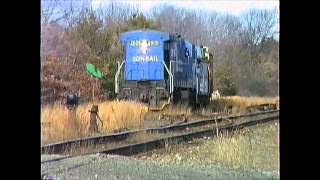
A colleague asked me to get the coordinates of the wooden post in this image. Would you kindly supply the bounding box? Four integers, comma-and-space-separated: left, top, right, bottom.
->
95, 79, 98, 101
214, 117, 219, 137
88, 105, 99, 134
92, 82, 95, 102
92, 78, 98, 102
53, 88, 55, 103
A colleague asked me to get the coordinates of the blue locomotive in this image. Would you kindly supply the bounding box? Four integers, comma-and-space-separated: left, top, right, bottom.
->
115, 30, 212, 109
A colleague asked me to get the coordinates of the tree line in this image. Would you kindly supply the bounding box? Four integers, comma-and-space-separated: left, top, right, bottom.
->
41, 1, 279, 103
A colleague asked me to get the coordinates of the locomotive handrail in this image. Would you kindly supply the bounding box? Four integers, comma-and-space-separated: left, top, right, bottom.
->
115, 60, 125, 94
170, 61, 175, 94
162, 60, 173, 94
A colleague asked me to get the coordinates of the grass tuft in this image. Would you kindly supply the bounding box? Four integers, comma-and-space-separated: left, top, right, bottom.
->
41, 101, 147, 144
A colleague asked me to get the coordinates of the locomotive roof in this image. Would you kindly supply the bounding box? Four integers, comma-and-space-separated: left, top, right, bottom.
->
120, 29, 169, 36
119, 29, 206, 47
119, 29, 170, 42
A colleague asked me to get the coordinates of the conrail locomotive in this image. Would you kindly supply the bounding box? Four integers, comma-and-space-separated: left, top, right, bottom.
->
115, 30, 213, 109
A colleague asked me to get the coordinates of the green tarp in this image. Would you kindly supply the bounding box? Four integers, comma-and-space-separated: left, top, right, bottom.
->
86, 63, 102, 79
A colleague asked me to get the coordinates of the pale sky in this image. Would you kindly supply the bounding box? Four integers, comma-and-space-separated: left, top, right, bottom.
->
90, 0, 279, 39
42, 0, 279, 38
91, 0, 279, 16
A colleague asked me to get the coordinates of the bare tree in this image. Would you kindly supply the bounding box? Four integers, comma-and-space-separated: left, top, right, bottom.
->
152, 5, 186, 35
41, 2, 279, 101
41, 0, 56, 24
241, 9, 277, 56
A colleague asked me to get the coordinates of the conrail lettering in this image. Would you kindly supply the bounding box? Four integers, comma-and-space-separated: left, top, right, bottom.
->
130, 40, 160, 47
132, 56, 159, 62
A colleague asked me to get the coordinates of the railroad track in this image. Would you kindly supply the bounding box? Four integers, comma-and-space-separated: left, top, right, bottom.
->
42, 110, 279, 159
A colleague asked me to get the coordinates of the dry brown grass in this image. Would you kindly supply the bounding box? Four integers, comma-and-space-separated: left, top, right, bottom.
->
209, 96, 279, 114
146, 122, 279, 174
41, 96, 279, 144
161, 103, 193, 116
222, 96, 278, 106
41, 101, 148, 144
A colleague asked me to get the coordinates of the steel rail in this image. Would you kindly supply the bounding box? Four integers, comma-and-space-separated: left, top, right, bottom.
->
41, 110, 279, 155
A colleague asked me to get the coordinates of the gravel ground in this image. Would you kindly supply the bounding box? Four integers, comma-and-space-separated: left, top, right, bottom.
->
41, 153, 279, 180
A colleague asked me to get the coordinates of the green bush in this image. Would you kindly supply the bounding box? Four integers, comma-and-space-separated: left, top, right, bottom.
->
214, 64, 237, 96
